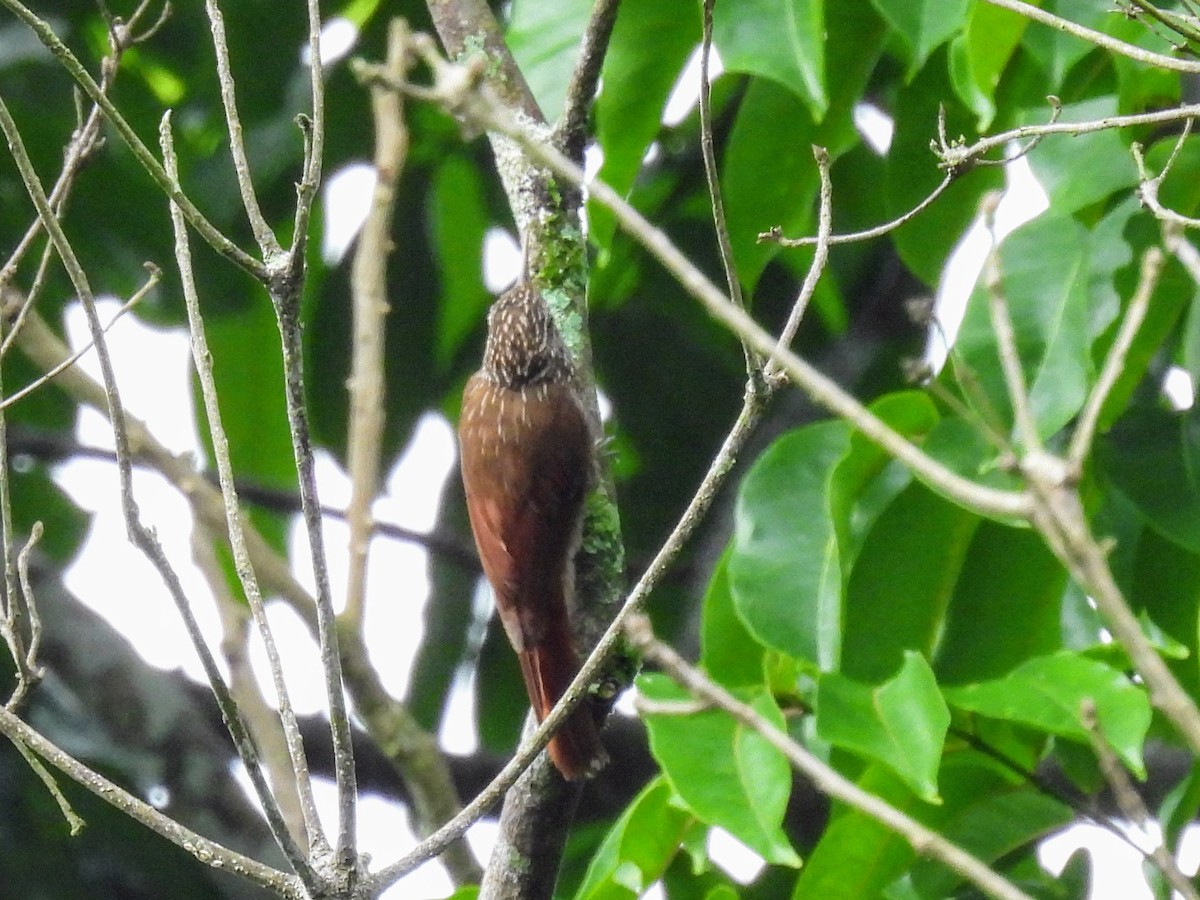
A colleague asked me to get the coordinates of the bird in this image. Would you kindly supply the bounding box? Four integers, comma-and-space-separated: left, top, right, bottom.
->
458, 278, 608, 780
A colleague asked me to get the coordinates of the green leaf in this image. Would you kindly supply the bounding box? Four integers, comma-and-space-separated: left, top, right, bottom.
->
1101, 406, 1200, 554
639, 674, 801, 867
729, 421, 849, 669
816, 651, 950, 802
701, 549, 767, 688
954, 213, 1097, 441
948, 2, 1027, 129
1021, 0, 1110, 89
722, 3, 882, 286
508, 0, 593, 122
431, 154, 490, 368
935, 522, 1066, 684
897, 755, 1071, 897
944, 652, 1152, 776
888, 51, 1003, 284
791, 766, 922, 899
722, 79, 819, 288
590, 0, 699, 252
574, 776, 694, 900
1026, 99, 1138, 215
197, 298, 295, 553
841, 483, 979, 682
713, 0, 826, 118
869, 0, 969, 76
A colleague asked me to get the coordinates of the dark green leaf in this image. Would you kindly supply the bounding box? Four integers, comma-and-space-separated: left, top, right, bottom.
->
713, 0, 826, 117
574, 776, 694, 900
944, 652, 1152, 776
1101, 406, 1200, 554
508, 0, 593, 121
639, 674, 801, 867
816, 651, 950, 801
729, 421, 849, 668
701, 549, 768, 688
868, 0, 969, 76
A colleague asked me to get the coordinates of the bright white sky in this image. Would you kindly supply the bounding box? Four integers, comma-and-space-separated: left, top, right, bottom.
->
32, 21, 1199, 900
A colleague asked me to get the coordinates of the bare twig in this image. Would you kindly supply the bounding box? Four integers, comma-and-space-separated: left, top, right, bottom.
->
0, 274, 156, 412
764, 146, 833, 385
762, 172, 956, 248
699, 0, 754, 374
0, 707, 304, 898
203, 0, 279, 254
1067, 247, 1163, 467
0, 90, 318, 891
981, 194, 1042, 452
625, 615, 1036, 900
344, 18, 411, 631
1132, 124, 1200, 230
981, 0, 1200, 72
0, 0, 267, 280
1024, 455, 1200, 755
376, 44, 1032, 520
1081, 700, 1200, 900
554, 0, 622, 161
195, 524, 307, 844
160, 113, 325, 857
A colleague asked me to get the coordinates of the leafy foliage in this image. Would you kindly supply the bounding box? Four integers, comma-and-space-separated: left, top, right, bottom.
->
3, 0, 1200, 898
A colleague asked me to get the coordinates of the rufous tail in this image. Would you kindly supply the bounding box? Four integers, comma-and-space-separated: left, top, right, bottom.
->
518, 630, 608, 780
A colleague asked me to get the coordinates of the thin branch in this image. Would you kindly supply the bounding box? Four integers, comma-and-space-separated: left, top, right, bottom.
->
160, 113, 325, 857
0, 90, 318, 892
1132, 124, 1200, 230
1081, 700, 1200, 900
1067, 247, 1163, 467
0, 707, 304, 898
343, 18, 411, 631
13, 523, 44, 694
763, 172, 955, 248
204, 0, 279, 254
269, 0, 359, 872
981, 0, 1200, 72
0, 274, 156, 412
699, 0, 754, 374
7, 305, 467, 887
194, 522, 307, 844
0, 305, 27, 708
1024, 454, 1200, 756
285, 0, 326, 271
10, 725, 83, 834
0, 0, 268, 280
374, 46, 1033, 521
554, 0, 622, 161
626, 616, 1036, 900
981, 194, 1042, 452
764, 146, 833, 385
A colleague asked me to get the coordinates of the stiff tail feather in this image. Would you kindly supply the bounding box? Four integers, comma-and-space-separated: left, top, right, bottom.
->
518, 639, 608, 780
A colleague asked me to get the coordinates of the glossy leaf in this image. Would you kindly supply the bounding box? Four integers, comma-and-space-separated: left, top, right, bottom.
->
590, 0, 698, 252
816, 651, 950, 802
1101, 406, 1200, 554
944, 652, 1152, 776
868, 0, 969, 76
508, 0, 593, 121
729, 420, 850, 669
840, 482, 979, 682
713, 0, 826, 118
574, 776, 695, 900
948, 3, 1027, 128
935, 522, 1066, 684
639, 674, 801, 867
701, 549, 767, 688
